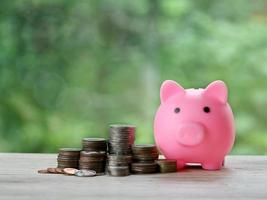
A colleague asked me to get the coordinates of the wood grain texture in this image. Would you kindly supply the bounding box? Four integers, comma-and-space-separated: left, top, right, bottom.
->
0, 153, 266, 200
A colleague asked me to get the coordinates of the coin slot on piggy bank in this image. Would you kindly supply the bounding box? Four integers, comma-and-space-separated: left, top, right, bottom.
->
154, 80, 235, 170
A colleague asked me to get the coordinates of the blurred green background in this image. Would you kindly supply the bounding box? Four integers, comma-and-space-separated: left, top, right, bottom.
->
0, 0, 267, 154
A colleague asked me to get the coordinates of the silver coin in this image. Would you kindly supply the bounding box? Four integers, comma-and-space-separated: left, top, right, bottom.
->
74, 169, 97, 177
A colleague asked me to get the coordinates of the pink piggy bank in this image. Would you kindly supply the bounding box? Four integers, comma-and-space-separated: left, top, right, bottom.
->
154, 80, 235, 170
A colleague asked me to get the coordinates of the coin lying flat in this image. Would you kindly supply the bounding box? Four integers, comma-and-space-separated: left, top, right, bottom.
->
63, 168, 78, 175
47, 168, 58, 173
74, 169, 96, 177
38, 169, 49, 174
55, 168, 64, 174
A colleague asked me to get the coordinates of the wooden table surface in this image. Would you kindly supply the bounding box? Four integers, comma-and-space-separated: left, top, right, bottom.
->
0, 153, 266, 200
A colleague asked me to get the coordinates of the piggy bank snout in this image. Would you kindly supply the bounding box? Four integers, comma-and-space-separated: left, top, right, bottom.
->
176, 123, 205, 146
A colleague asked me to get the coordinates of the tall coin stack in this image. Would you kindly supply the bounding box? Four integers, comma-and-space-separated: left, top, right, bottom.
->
131, 144, 159, 174
107, 124, 135, 176
57, 148, 81, 169
79, 138, 107, 175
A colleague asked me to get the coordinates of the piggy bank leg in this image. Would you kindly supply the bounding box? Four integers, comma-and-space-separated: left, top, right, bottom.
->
222, 159, 225, 166
202, 160, 223, 170
176, 160, 185, 170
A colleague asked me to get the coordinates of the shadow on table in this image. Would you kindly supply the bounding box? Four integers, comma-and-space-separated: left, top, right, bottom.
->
152, 164, 234, 183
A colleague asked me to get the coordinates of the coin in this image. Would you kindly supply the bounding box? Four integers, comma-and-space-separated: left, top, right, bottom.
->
108, 166, 130, 176
107, 155, 132, 166
156, 159, 177, 173
108, 124, 135, 155
132, 144, 158, 152
63, 168, 78, 175
106, 125, 135, 175
47, 168, 58, 173
57, 162, 79, 169
55, 168, 64, 174
59, 148, 81, 156
82, 138, 106, 142
131, 162, 158, 174
38, 169, 49, 174
80, 151, 106, 159
57, 158, 79, 163
132, 144, 159, 162
79, 137, 107, 175
57, 148, 81, 169
82, 138, 107, 152
79, 150, 107, 174
79, 162, 106, 174
75, 169, 97, 177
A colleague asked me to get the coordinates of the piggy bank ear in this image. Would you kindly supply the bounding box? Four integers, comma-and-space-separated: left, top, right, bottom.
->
160, 80, 185, 103
204, 80, 228, 104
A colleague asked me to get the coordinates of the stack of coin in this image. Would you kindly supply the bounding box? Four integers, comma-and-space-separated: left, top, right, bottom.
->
57, 148, 81, 169
82, 138, 107, 152
107, 155, 132, 176
131, 144, 159, 174
79, 151, 106, 175
107, 124, 135, 176
156, 159, 177, 173
107, 166, 129, 176
108, 124, 135, 155
131, 162, 158, 174
132, 144, 159, 162
79, 138, 107, 175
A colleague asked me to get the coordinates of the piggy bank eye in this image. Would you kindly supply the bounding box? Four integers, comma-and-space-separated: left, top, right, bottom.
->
174, 107, 180, 113
203, 106, 210, 113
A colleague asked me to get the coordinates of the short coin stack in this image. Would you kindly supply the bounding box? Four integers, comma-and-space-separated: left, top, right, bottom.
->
79, 151, 106, 175
107, 124, 135, 176
131, 144, 159, 174
107, 155, 132, 176
82, 138, 107, 152
57, 148, 81, 169
156, 159, 177, 173
79, 138, 107, 175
